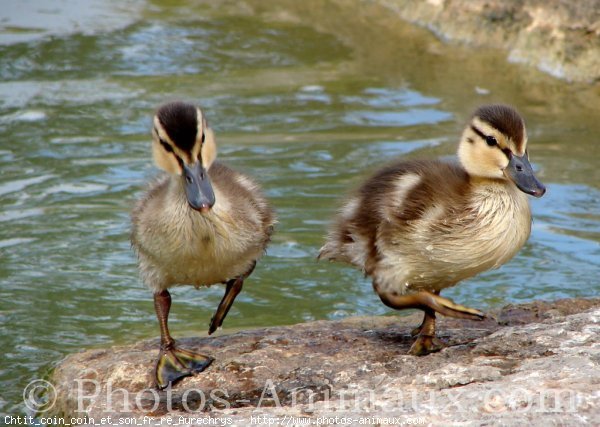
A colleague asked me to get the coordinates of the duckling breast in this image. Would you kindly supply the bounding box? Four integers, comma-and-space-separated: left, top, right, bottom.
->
374, 179, 532, 294
131, 165, 274, 292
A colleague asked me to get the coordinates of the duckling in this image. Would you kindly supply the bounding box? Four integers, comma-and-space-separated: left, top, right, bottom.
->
319, 104, 545, 356
131, 101, 275, 389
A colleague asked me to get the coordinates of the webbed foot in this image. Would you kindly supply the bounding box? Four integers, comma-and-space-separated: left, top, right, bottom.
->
411, 324, 423, 337
409, 335, 445, 356
376, 289, 484, 356
155, 345, 213, 390
429, 295, 485, 320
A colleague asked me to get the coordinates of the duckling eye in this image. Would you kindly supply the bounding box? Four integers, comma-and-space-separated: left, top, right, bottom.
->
201, 132, 205, 144
486, 136, 498, 147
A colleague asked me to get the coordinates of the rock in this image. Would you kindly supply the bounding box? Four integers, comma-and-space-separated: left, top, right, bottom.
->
45, 298, 600, 425
241, 0, 600, 83
377, 0, 600, 83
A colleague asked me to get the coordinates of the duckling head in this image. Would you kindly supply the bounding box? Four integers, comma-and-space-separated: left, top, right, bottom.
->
457, 104, 546, 197
152, 101, 217, 213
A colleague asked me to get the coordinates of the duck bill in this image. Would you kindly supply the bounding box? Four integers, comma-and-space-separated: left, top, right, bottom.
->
182, 162, 215, 213
504, 153, 546, 198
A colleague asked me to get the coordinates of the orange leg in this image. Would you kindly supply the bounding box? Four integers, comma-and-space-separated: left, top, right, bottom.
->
378, 289, 484, 355
208, 261, 256, 335
153, 290, 213, 389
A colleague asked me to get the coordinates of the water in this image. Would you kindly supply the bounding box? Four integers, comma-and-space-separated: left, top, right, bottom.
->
1, 0, 599, 416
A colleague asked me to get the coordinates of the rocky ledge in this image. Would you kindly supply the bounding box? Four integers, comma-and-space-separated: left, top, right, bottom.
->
379, 0, 600, 83
48, 298, 599, 425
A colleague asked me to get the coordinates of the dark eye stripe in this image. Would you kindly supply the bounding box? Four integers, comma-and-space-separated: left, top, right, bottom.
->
471, 125, 512, 158
201, 132, 205, 143
470, 125, 487, 141
154, 126, 185, 167
159, 139, 173, 153
159, 138, 184, 165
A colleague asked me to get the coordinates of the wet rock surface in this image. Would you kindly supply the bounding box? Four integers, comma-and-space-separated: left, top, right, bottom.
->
49, 298, 599, 425
379, 0, 600, 83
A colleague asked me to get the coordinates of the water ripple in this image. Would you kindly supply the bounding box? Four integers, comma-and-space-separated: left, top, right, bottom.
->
0, 1, 598, 415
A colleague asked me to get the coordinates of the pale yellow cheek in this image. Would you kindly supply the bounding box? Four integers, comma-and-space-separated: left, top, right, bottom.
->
486, 149, 510, 172
478, 152, 506, 178
202, 128, 217, 169
497, 156, 510, 171
152, 141, 182, 175
459, 144, 506, 180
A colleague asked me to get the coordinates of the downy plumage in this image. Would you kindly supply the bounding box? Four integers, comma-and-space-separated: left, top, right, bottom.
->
132, 102, 275, 388
319, 104, 545, 355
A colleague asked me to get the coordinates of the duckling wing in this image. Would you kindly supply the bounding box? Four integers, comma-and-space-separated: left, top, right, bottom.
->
208, 162, 275, 244
319, 160, 469, 274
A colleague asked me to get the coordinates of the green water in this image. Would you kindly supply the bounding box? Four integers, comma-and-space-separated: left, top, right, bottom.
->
1, 0, 599, 416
